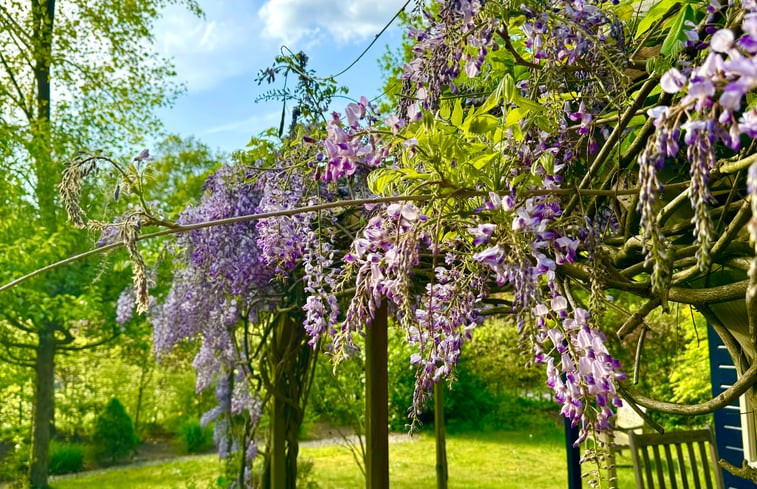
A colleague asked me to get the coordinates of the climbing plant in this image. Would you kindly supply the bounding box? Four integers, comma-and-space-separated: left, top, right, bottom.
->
5, 0, 757, 486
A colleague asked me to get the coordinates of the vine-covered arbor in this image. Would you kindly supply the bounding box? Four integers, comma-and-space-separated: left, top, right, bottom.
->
3, 0, 757, 487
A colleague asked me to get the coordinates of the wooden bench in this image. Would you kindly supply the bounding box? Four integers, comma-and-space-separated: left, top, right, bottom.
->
628, 428, 725, 489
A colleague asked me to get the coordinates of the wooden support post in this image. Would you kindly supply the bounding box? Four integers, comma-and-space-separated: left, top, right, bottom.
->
434, 381, 448, 489
269, 316, 289, 489
366, 301, 389, 489
565, 416, 582, 489
270, 393, 287, 489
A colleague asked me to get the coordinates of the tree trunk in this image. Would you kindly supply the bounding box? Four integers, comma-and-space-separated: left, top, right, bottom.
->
29, 326, 55, 489
365, 301, 389, 489
133, 365, 152, 434
31, 0, 57, 229
264, 315, 313, 489
269, 393, 287, 489
434, 381, 448, 489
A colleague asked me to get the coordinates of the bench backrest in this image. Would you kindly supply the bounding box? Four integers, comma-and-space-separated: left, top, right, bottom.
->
628, 428, 725, 489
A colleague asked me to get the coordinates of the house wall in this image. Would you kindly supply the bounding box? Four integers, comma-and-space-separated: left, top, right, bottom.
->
708, 324, 753, 488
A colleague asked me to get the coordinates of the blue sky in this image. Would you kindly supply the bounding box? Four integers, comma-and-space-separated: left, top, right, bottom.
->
153, 0, 408, 155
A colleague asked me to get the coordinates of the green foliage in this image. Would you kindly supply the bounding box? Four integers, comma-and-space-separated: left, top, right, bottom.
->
93, 398, 140, 464
0, 440, 28, 483
670, 328, 711, 405
601, 295, 713, 429
177, 419, 212, 454
48, 441, 84, 475
310, 321, 554, 433
296, 458, 321, 489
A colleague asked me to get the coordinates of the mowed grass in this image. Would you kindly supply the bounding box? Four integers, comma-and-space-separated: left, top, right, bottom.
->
51, 430, 639, 489
50, 456, 224, 489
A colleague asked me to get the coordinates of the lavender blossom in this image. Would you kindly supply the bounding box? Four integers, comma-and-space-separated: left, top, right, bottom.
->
115, 287, 136, 325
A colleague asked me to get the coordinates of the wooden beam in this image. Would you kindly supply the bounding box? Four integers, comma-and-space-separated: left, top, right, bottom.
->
366, 300, 389, 489
435, 381, 448, 489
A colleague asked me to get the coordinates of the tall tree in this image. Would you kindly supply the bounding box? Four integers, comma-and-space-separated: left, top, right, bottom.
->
0, 2, 200, 487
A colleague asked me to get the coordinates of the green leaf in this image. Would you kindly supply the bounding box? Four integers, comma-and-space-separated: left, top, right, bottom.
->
471, 152, 499, 170
452, 99, 464, 127
505, 107, 529, 126
635, 0, 678, 39
368, 168, 403, 195
475, 84, 504, 116
660, 5, 692, 56
503, 74, 516, 102
439, 101, 451, 120
465, 114, 499, 134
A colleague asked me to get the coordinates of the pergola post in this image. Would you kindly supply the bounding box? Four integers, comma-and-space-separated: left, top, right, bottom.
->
565, 417, 582, 489
366, 300, 389, 489
434, 381, 448, 489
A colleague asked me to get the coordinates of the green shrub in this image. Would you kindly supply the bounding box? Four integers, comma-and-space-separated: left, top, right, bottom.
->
93, 398, 139, 464
48, 441, 84, 475
0, 441, 27, 483
178, 419, 212, 453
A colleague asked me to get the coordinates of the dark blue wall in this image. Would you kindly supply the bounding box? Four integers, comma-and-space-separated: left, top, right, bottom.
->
707, 324, 752, 489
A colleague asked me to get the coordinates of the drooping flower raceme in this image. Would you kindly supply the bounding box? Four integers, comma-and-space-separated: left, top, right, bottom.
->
336, 202, 429, 356
409, 253, 487, 414
151, 164, 274, 462
318, 98, 387, 182
470, 191, 624, 444
646, 5, 757, 275
302, 229, 341, 349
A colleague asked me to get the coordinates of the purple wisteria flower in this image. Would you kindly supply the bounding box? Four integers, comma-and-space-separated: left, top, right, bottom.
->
409, 257, 486, 414
402, 0, 498, 107
319, 102, 387, 182
640, 2, 757, 275
338, 203, 429, 355
467, 189, 625, 440
302, 230, 341, 348
115, 287, 136, 325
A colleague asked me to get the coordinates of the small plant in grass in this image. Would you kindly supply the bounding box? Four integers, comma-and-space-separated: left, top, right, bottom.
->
178, 418, 212, 453
48, 440, 84, 475
93, 398, 139, 465
297, 458, 320, 489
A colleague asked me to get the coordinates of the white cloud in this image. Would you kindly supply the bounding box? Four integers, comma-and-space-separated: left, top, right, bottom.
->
258, 0, 408, 46
203, 110, 281, 136
155, 1, 272, 92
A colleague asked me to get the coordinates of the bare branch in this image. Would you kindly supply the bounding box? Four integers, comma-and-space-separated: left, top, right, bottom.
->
719, 459, 757, 483
619, 359, 757, 415
565, 76, 658, 214
57, 330, 120, 352
617, 298, 660, 340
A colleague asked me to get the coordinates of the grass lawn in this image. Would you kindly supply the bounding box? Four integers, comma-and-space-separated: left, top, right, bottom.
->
51, 429, 639, 489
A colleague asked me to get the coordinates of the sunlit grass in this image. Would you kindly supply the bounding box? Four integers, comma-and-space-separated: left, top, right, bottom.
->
51, 429, 639, 489
51, 456, 224, 489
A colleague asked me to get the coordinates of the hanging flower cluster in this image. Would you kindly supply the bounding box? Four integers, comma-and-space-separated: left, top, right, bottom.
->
468, 190, 623, 442
641, 1, 757, 282
301, 229, 341, 348
318, 97, 387, 182
403, 0, 499, 106
410, 253, 487, 413
335, 202, 428, 355
521, 0, 623, 66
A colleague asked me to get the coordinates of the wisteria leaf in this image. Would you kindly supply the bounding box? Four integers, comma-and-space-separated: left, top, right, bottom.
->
635, 0, 679, 39
452, 99, 464, 127
661, 5, 693, 56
